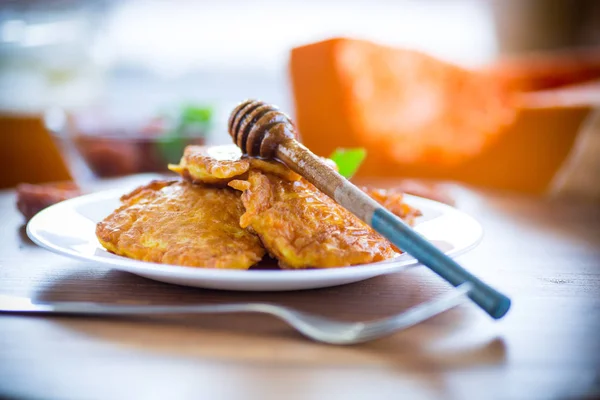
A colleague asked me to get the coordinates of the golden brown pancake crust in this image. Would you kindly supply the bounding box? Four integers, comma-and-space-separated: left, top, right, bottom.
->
229, 171, 399, 269
105, 145, 420, 269
96, 180, 265, 269
169, 144, 300, 185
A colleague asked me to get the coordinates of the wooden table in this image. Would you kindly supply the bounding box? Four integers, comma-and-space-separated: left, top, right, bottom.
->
0, 176, 599, 400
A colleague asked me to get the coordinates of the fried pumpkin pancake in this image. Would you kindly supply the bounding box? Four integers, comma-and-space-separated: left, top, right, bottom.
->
96, 180, 265, 268
169, 144, 300, 185
229, 171, 398, 269
171, 146, 418, 220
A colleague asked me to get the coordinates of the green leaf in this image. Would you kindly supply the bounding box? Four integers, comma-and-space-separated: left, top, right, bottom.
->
329, 148, 367, 179
180, 104, 213, 124
156, 134, 188, 164
176, 104, 213, 137
155, 103, 213, 163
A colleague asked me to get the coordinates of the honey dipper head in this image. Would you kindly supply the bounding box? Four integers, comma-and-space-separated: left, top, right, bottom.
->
228, 99, 296, 158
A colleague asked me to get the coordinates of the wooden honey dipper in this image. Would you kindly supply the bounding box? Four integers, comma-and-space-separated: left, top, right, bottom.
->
229, 99, 511, 319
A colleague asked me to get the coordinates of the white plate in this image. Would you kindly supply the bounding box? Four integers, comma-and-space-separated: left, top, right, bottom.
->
27, 186, 483, 291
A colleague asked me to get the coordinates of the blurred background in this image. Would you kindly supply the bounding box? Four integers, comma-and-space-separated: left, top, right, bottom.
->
2, 0, 598, 117
1, 0, 599, 196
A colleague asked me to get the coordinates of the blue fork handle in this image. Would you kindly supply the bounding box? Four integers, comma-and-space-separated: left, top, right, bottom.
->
275, 140, 511, 320
372, 207, 511, 319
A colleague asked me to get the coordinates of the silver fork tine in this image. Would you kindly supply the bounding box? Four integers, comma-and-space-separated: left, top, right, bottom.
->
344, 282, 473, 343
269, 283, 473, 344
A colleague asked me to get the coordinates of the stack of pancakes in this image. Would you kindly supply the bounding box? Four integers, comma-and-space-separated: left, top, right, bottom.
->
96, 145, 420, 269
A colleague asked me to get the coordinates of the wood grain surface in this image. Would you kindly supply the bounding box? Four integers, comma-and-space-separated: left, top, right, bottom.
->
0, 176, 599, 400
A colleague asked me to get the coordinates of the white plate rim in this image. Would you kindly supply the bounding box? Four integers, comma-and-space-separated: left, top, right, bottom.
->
26, 188, 483, 283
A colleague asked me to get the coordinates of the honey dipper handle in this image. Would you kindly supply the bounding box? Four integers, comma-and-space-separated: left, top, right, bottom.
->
276, 139, 511, 320
276, 139, 381, 221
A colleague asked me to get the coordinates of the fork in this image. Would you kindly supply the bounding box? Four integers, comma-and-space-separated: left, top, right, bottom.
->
0, 283, 471, 345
